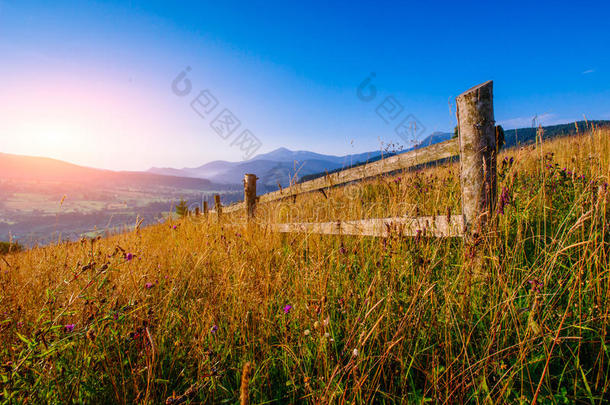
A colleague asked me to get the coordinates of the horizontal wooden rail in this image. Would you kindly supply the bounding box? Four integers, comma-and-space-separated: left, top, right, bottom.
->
258, 138, 459, 204
219, 202, 244, 214
268, 215, 464, 238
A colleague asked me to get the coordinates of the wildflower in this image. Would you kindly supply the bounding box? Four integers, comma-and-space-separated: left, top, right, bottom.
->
125, 253, 133, 261
528, 279, 543, 293
498, 187, 511, 215
313, 321, 320, 329
324, 332, 330, 338
210, 325, 218, 333
352, 348, 359, 357
283, 304, 292, 314
323, 316, 330, 327
172, 225, 177, 230
16, 321, 23, 328
65, 324, 75, 333
145, 282, 153, 289
304, 329, 311, 336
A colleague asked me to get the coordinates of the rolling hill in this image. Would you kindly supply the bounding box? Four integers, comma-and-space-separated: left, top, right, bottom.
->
0, 152, 214, 190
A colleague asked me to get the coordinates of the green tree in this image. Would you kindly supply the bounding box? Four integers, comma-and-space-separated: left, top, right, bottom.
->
175, 199, 189, 217
0, 241, 23, 255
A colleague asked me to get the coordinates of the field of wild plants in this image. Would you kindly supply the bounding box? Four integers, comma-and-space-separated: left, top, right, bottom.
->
1, 127, 609, 404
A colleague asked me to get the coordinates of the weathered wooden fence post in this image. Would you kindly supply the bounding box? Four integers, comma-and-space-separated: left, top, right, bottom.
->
456, 80, 497, 236
214, 194, 222, 220
244, 174, 258, 221
203, 201, 208, 217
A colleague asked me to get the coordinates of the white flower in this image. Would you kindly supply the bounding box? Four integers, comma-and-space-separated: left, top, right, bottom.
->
352, 348, 359, 357
304, 329, 311, 336
323, 316, 330, 327
324, 332, 330, 338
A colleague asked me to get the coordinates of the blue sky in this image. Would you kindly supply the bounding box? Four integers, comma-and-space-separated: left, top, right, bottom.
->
0, 0, 609, 170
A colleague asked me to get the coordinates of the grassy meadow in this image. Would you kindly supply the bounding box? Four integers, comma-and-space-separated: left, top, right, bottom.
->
1, 126, 610, 403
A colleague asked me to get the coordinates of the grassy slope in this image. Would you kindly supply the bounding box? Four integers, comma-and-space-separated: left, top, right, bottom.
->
1, 126, 609, 403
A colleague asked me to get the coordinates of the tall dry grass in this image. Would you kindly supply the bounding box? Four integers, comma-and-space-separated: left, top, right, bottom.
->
0, 126, 609, 403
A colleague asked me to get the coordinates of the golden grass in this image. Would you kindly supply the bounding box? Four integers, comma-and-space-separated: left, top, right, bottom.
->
1, 126, 609, 403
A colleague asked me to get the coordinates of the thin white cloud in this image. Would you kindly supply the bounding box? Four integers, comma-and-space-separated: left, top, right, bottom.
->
582, 69, 595, 74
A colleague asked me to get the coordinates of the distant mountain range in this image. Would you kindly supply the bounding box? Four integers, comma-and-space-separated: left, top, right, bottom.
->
148, 145, 397, 187
501, 120, 609, 149
148, 132, 453, 187
149, 120, 610, 187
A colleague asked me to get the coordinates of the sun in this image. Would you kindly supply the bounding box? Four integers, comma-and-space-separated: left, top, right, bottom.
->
3, 119, 86, 160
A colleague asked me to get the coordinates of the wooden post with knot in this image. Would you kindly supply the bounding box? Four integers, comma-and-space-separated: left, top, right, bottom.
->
456, 80, 497, 238
244, 174, 258, 221
456, 80, 498, 297
214, 194, 222, 221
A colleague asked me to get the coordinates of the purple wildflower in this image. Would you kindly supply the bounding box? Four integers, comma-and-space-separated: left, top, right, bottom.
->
498, 187, 511, 215
172, 225, 177, 230
65, 324, 75, 332
125, 253, 133, 261
283, 304, 292, 314
145, 282, 153, 289
210, 325, 218, 333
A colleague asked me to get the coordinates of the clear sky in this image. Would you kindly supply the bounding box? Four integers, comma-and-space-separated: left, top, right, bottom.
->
0, 0, 608, 171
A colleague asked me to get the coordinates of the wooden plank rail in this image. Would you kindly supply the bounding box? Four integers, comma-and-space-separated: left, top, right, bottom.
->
259, 138, 458, 204
221, 201, 244, 214
269, 215, 464, 238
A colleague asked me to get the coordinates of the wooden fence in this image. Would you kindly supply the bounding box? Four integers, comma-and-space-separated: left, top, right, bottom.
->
204, 80, 497, 239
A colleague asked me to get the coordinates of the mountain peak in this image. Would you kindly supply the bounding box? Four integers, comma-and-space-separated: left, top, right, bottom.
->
250, 147, 336, 162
